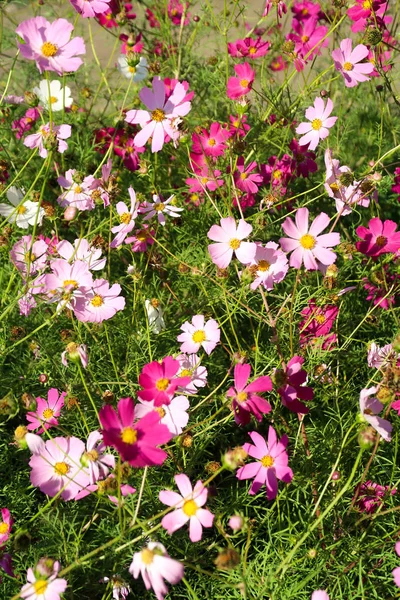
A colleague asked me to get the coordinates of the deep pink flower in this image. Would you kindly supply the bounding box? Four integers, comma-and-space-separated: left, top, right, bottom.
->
354, 480, 396, 514
356, 218, 400, 257
359, 387, 392, 441
275, 356, 314, 413
236, 428, 293, 500
99, 397, 172, 466
125, 225, 155, 252
227, 63, 255, 99
138, 356, 190, 406
280, 207, 340, 270
129, 542, 183, 600
177, 314, 220, 355
393, 542, 400, 587
0, 509, 12, 547
332, 39, 374, 87
16, 17, 86, 75
269, 55, 288, 71
185, 166, 224, 193
347, 0, 387, 32
292, 1, 322, 21
73, 278, 125, 323
261, 154, 294, 194
160, 473, 214, 542
228, 37, 270, 58
392, 167, 400, 200
228, 114, 250, 138
295, 97, 337, 151
287, 18, 328, 60
226, 363, 272, 425
207, 217, 256, 269
69, 0, 112, 18
363, 277, 396, 310
192, 122, 230, 158
289, 139, 317, 178
24, 123, 71, 158
26, 388, 66, 433
12, 108, 41, 140
234, 157, 263, 194
264, 0, 287, 17
299, 300, 338, 345
168, 0, 189, 25
247, 242, 289, 291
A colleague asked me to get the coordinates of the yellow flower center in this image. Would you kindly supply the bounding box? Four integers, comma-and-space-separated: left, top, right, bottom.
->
17, 205, 27, 214
0, 522, 9, 534
54, 461, 70, 476
15, 425, 27, 440
236, 391, 248, 403
154, 203, 165, 211
249, 46, 257, 54
315, 314, 326, 324
156, 378, 169, 391
240, 172, 248, 180
190, 194, 199, 203
301, 35, 310, 43
300, 234, 316, 250
261, 455, 274, 468
257, 260, 270, 272
311, 118, 322, 131
41, 42, 58, 57
155, 406, 166, 418
90, 295, 104, 307
25, 251, 36, 262
273, 169, 282, 180
229, 238, 241, 250
50, 96, 58, 104
376, 235, 387, 247
121, 427, 137, 444
141, 549, 155, 564
126, 145, 134, 153
192, 330, 206, 343
180, 369, 191, 378
63, 279, 78, 288
363, 0, 372, 8
74, 186, 82, 194
201, 177, 208, 184
42, 408, 54, 420
183, 499, 198, 516
207, 138, 216, 147
34, 580, 48, 594
343, 62, 353, 71
151, 109, 166, 122
136, 230, 148, 242
120, 212, 131, 224
85, 449, 99, 461
240, 78, 249, 88
128, 66, 136, 74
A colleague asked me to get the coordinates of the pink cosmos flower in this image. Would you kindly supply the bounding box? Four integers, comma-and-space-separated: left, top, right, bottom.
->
295, 97, 337, 151
228, 114, 250, 138
228, 37, 270, 58
393, 542, 400, 587
24, 123, 71, 158
275, 355, 314, 413
57, 169, 94, 211
347, 0, 387, 32
324, 149, 370, 216
29, 436, 88, 500
168, 0, 190, 25
227, 363, 272, 425
261, 154, 294, 195
248, 242, 289, 291
26, 388, 66, 433
160, 473, 214, 542
356, 218, 400, 257
299, 300, 338, 346
140, 194, 183, 226
81, 431, 115, 484
16, 17, 85, 75
0, 509, 12, 547
110, 187, 139, 248
332, 39, 374, 87
69, 0, 112, 18
20, 568, 67, 600
191, 122, 230, 159
185, 166, 224, 193
176, 353, 208, 394
227, 63, 255, 99
359, 387, 392, 441
236, 428, 293, 500
234, 157, 263, 194
73, 279, 125, 323
138, 356, 190, 406
367, 342, 398, 369
292, 1, 322, 20
264, 0, 287, 17
57, 238, 106, 271
61, 342, 88, 368
207, 217, 256, 269
125, 226, 155, 252
43, 258, 93, 304
10, 235, 48, 276
125, 76, 191, 152
75, 475, 136, 504
311, 592, 329, 600
270, 55, 288, 71
177, 314, 220, 355
289, 139, 317, 178
280, 207, 340, 270
99, 397, 172, 466
134, 395, 189, 437
287, 18, 328, 60
129, 542, 184, 600
354, 480, 396, 514
0, 553, 14, 581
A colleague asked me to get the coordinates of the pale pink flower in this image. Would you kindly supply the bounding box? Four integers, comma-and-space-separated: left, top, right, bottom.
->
110, 187, 139, 248
24, 123, 71, 158
207, 217, 256, 269
57, 169, 94, 211
332, 39, 374, 87
311, 592, 329, 600
367, 342, 397, 369
295, 97, 337, 151
160, 473, 214, 542
43, 259, 93, 307
10, 235, 48, 276
393, 542, 400, 587
140, 194, 183, 226
359, 387, 392, 442
69, 0, 112, 18
73, 279, 125, 323
177, 314, 220, 355
248, 242, 289, 290
134, 395, 189, 436
279, 207, 340, 270
129, 542, 184, 600
324, 149, 370, 216
16, 17, 85, 75
81, 431, 115, 484
20, 568, 67, 600
61, 342, 89, 368
26, 388, 66, 433
125, 76, 192, 152
57, 238, 106, 271
176, 353, 208, 394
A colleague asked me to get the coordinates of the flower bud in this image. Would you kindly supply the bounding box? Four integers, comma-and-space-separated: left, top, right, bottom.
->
320, 89, 329, 98
205, 461, 221, 474
14, 425, 28, 448
308, 548, 317, 558
38, 373, 48, 384
331, 470, 341, 481
36, 558, 58, 577
223, 446, 247, 470
63, 206, 77, 221
24, 91, 39, 107
228, 515, 243, 532
365, 29, 382, 46
358, 426, 376, 449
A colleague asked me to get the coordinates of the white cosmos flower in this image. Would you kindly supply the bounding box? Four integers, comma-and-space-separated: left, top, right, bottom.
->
140, 194, 183, 226
145, 299, 166, 334
0, 186, 44, 228
117, 55, 149, 82
33, 80, 73, 112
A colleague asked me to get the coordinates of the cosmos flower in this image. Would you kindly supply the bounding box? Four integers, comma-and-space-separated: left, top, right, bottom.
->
138, 356, 190, 406
33, 79, 73, 111
177, 315, 220, 355
227, 62, 255, 99
332, 39, 374, 87
140, 194, 183, 226
26, 388, 66, 433
129, 542, 184, 600
0, 186, 44, 228
226, 363, 272, 425
359, 387, 392, 441
295, 97, 337, 151
207, 217, 256, 269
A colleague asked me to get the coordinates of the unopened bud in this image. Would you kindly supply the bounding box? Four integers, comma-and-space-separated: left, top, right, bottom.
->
365, 29, 382, 46
205, 461, 221, 474
38, 373, 48, 384
223, 446, 247, 470
308, 548, 317, 558
24, 91, 39, 107
282, 40, 295, 54
64, 206, 77, 221
228, 515, 243, 532
358, 426, 376, 449
180, 433, 193, 448
320, 89, 329, 98
331, 470, 341, 481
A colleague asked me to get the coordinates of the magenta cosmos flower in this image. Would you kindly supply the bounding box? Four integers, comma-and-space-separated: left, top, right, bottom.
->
69, 0, 112, 18
359, 387, 392, 442
228, 37, 270, 58
0, 509, 13, 547
129, 542, 184, 600
393, 542, 400, 587
227, 363, 272, 425
29, 436, 88, 501
16, 17, 85, 75
20, 568, 67, 600
275, 355, 314, 413
73, 279, 126, 323
138, 356, 190, 406
125, 76, 191, 152
332, 39, 374, 87
192, 122, 230, 158
280, 207, 340, 270
234, 157, 263, 194
356, 217, 400, 257
207, 217, 256, 269
236, 428, 293, 500
99, 397, 172, 466
26, 388, 66, 433
160, 473, 214, 542
177, 314, 220, 355
248, 242, 289, 291
24, 123, 71, 159
295, 97, 337, 151
227, 62, 255, 99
